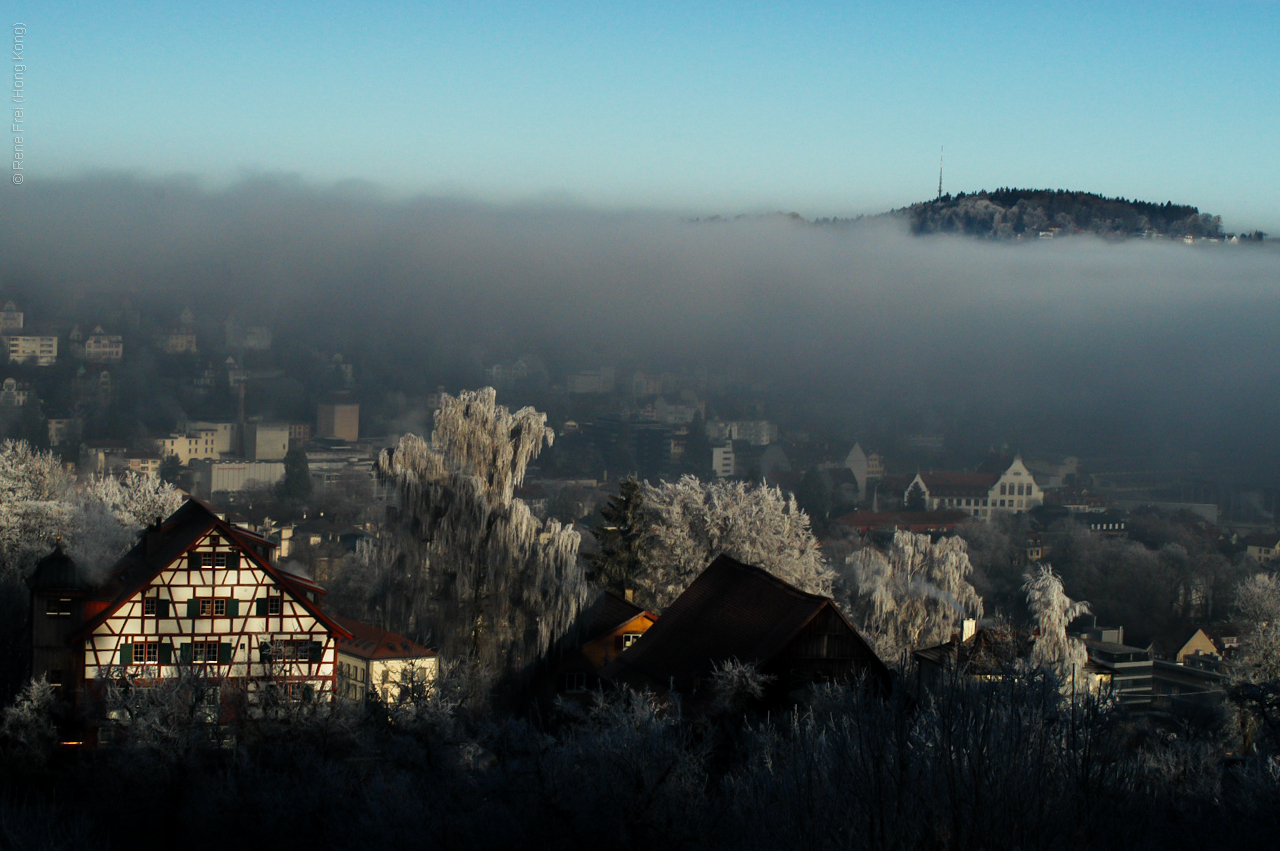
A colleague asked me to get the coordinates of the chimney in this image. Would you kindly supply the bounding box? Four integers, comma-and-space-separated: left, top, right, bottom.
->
962, 618, 977, 643
623, 588, 634, 603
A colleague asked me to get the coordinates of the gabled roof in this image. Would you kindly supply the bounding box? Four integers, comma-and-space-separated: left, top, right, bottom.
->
600, 555, 888, 690
74, 497, 350, 641
583, 591, 657, 643
917, 472, 999, 497
332, 615, 435, 661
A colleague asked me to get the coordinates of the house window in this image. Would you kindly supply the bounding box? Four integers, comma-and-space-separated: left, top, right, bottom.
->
214, 599, 227, 617
268, 596, 282, 615
215, 553, 228, 568
199, 599, 213, 617
45, 597, 72, 617
134, 642, 159, 664
622, 633, 642, 648
200, 553, 214, 568
48, 669, 63, 687
564, 673, 588, 693
192, 642, 221, 664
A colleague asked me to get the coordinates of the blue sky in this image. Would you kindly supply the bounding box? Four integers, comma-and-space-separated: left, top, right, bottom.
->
18, 1, 1280, 231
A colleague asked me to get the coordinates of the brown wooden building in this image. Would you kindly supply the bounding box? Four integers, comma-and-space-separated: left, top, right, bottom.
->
600, 555, 890, 707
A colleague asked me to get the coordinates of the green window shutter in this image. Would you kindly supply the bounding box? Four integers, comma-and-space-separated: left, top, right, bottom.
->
303, 684, 315, 702
120, 644, 132, 666
228, 551, 241, 570
159, 643, 172, 665
187, 552, 200, 570
258, 641, 271, 662
157, 600, 170, 618
227, 599, 239, 618
179, 643, 192, 664
309, 641, 323, 663
219, 643, 233, 664
255, 598, 268, 617
186, 599, 199, 618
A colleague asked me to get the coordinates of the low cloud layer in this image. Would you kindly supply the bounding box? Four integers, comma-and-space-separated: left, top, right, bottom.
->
3, 174, 1278, 477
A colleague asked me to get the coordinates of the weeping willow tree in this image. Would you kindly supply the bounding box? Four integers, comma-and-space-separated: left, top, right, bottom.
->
846, 530, 984, 662
375, 388, 586, 680
1023, 564, 1091, 687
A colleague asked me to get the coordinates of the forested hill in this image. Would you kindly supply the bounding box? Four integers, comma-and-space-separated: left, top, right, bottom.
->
896, 189, 1224, 240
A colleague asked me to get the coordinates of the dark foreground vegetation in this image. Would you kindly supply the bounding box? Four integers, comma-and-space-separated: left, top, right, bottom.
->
2, 674, 1277, 851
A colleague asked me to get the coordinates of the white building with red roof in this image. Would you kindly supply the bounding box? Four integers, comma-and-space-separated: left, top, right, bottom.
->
332, 615, 438, 704
905, 456, 1043, 519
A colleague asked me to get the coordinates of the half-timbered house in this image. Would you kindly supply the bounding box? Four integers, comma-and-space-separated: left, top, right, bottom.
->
28, 498, 353, 733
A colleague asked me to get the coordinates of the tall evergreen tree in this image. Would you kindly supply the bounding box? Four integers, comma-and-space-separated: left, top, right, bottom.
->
588, 477, 645, 595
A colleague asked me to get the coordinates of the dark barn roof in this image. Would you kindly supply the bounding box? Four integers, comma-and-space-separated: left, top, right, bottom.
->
601, 554, 889, 693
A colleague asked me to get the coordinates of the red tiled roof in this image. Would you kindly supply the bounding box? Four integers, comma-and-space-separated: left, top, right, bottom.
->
918, 472, 999, 497
74, 497, 350, 641
332, 615, 436, 661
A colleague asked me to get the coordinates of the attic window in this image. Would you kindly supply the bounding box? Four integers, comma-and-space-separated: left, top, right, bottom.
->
622, 633, 642, 648
46, 598, 72, 617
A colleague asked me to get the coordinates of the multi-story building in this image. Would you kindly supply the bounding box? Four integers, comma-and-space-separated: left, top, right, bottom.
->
4, 334, 58, 366
27, 499, 354, 741
190, 459, 286, 498
244, 422, 290, 461
0, 377, 30, 406
317, 402, 359, 442
905, 456, 1043, 519
0, 300, 23, 330
155, 429, 224, 465
711, 443, 735, 478
333, 616, 437, 704
156, 325, 198, 354
82, 326, 124, 362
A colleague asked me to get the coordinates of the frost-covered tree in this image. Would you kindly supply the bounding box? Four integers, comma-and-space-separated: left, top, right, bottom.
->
1233, 573, 1280, 685
1023, 564, 1091, 687
0, 442, 185, 583
633, 475, 832, 610
374, 388, 586, 680
845, 530, 983, 661
0, 440, 76, 580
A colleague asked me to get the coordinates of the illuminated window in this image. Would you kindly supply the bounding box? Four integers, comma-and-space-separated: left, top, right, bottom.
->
623, 633, 642, 648
199, 599, 213, 617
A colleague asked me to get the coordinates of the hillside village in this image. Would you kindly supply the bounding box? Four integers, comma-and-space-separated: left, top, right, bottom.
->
1, 293, 1279, 848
